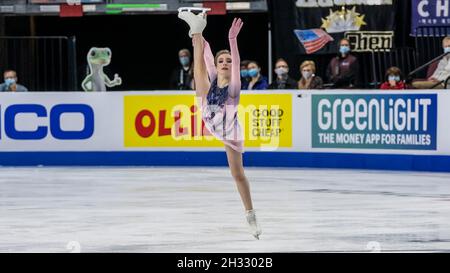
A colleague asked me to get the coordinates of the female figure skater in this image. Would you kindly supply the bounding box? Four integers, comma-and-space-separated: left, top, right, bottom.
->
178, 10, 262, 239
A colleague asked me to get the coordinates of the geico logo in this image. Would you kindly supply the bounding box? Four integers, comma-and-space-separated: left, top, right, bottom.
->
2, 104, 94, 140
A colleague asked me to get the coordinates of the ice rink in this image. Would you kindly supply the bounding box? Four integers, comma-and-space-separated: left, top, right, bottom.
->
1, 167, 449, 253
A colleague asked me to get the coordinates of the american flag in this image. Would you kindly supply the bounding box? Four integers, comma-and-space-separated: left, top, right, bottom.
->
294, 29, 334, 54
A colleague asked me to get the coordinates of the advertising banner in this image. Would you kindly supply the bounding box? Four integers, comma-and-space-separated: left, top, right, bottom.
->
412, 0, 450, 35
271, 0, 397, 55
0, 93, 122, 151
311, 94, 437, 150
0, 90, 449, 170
124, 94, 293, 151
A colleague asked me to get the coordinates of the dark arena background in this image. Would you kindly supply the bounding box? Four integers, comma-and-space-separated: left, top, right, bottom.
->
0, 0, 450, 262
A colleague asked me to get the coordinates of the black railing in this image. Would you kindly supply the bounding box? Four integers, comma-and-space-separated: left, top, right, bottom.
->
0, 36, 77, 91
407, 51, 449, 83
414, 26, 450, 78
369, 47, 417, 89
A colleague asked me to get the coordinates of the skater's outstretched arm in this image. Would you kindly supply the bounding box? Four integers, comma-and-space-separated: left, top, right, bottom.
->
193, 34, 211, 98
228, 18, 244, 99
203, 38, 217, 82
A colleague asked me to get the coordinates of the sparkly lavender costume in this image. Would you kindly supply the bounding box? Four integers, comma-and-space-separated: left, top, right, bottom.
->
197, 38, 243, 153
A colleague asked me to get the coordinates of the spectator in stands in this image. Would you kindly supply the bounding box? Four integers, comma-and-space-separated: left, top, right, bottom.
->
380, 67, 405, 90
412, 36, 450, 89
268, 58, 297, 90
298, 60, 323, 90
170, 48, 194, 90
0, 70, 28, 92
326, 38, 359, 88
240, 60, 251, 89
243, 61, 269, 90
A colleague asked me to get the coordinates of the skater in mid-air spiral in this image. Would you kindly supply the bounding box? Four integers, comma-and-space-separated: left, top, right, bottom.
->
178, 8, 262, 239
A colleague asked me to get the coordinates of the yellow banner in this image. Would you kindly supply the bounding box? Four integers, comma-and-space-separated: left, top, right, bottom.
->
124, 94, 292, 149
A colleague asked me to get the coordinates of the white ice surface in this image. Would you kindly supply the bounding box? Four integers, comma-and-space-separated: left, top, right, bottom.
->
0, 167, 449, 252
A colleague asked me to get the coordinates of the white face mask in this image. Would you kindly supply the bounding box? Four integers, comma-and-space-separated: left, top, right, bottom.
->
275, 67, 288, 76
302, 71, 313, 79
4, 78, 16, 86
388, 75, 400, 82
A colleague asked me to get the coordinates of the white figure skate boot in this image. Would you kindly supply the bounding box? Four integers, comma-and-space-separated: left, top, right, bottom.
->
178, 7, 209, 37
246, 209, 262, 240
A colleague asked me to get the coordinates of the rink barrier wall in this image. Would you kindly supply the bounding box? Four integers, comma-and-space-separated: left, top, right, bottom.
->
0, 152, 450, 172
0, 90, 448, 172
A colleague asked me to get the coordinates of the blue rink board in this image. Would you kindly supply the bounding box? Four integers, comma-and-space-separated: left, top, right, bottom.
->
0, 151, 449, 172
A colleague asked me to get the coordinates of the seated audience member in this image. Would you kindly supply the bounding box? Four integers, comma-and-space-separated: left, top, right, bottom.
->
0, 70, 28, 92
380, 67, 405, 90
326, 38, 359, 88
243, 61, 269, 90
298, 60, 323, 90
412, 36, 450, 89
169, 48, 194, 90
268, 58, 298, 90
240, 60, 251, 89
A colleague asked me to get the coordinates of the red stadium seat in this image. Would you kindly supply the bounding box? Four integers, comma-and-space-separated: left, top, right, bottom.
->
426, 61, 439, 79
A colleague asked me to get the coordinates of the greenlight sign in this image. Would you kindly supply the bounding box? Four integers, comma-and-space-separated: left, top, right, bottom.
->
311, 94, 437, 150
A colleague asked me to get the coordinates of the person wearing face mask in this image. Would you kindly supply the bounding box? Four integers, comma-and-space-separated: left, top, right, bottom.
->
268, 58, 297, 90
169, 48, 194, 90
298, 60, 323, 90
243, 61, 268, 90
326, 38, 359, 89
240, 60, 251, 89
380, 67, 405, 90
0, 70, 28, 92
413, 36, 450, 89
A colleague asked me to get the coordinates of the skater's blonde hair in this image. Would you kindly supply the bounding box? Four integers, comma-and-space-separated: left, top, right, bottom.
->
214, 50, 231, 66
